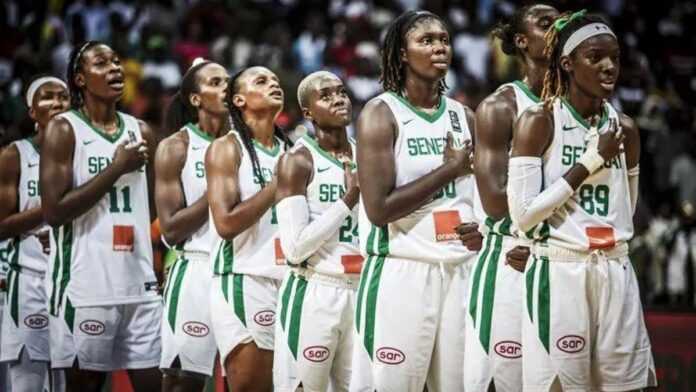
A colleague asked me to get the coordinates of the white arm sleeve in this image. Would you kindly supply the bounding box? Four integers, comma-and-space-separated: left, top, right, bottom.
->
507, 156, 575, 232
628, 165, 639, 214
277, 195, 352, 264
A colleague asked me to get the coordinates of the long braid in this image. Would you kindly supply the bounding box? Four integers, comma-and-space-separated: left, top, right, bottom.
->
380, 10, 448, 96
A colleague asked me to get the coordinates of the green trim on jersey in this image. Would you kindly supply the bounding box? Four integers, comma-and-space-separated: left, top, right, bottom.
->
388, 92, 446, 123
166, 257, 189, 331
50, 223, 73, 316
8, 237, 19, 266
512, 80, 541, 103
214, 240, 234, 275
280, 273, 296, 330
252, 137, 281, 157
72, 109, 125, 143
484, 217, 513, 237
26, 137, 40, 154
366, 225, 389, 257
363, 255, 385, 359
302, 135, 348, 169
478, 233, 503, 353
560, 98, 608, 130
287, 275, 308, 359
186, 122, 214, 142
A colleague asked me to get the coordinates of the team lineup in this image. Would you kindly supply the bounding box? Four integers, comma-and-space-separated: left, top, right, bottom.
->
0, 5, 658, 392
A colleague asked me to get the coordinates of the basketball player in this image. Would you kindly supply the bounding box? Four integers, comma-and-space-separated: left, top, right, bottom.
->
273, 71, 360, 392
40, 41, 162, 391
508, 10, 656, 391
0, 75, 69, 392
0, 238, 8, 392
355, 10, 476, 391
156, 59, 229, 391
206, 66, 290, 392
465, 5, 559, 392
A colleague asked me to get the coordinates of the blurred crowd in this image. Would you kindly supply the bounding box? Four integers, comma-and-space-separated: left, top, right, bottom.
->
1, 0, 695, 308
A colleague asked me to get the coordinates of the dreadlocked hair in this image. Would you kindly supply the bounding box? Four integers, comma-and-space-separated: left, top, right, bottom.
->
491, 4, 538, 56
541, 11, 610, 110
227, 68, 291, 187
164, 60, 213, 134
380, 10, 448, 95
66, 41, 101, 109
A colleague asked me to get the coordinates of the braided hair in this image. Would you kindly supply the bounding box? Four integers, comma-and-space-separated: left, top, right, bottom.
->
492, 4, 539, 57
227, 68, 291, 187
164, 59, 213, 134
380, 10, 448, 95
66, 41, 101, 109
540, 10, 611, 109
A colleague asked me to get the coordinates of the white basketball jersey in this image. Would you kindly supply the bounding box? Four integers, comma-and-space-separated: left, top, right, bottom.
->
48, 110, 157, 314
211, 131, 287, 280
7, 139, 49, 272
292, 135, 361, 277
175, 123, 213, 255
473, 80, 540, 238
539, 98, 633, 251
358, 92, 476, 264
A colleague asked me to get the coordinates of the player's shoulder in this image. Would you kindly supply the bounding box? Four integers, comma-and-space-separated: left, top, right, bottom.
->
477, 85, 517, 117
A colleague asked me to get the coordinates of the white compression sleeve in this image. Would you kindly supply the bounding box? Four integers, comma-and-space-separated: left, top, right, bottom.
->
277, 195, 352, 264
628, 165, 639, 214
507, 156, 574, 232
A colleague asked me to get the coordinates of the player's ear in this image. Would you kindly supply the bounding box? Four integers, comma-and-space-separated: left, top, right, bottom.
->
189, 93, 201, 108
28, 106, 38, 122
400, 47, 408, 64
560, 55, 572, 73
232, 93, 245, 109
301, 107, 313, 122
514, 33, 527, 52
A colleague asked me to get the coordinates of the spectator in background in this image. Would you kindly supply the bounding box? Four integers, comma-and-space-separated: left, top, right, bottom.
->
293, 11, 327, 74
142, 35, 182, 92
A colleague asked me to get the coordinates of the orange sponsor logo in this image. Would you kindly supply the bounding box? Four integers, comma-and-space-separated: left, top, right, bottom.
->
585, 226, 615, 249
274, 238, 286, 265
113, 225, 134, 252
433, 210, 461, 242
341, 254, 364, 273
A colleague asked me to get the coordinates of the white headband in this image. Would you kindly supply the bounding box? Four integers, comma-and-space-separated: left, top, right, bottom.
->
561, 23, 616, 57
26, 77, 67, 107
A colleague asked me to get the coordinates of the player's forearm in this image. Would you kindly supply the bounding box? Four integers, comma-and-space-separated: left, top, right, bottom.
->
507, 157, 576, 232
160, 195, 209, 246
278, 195, 351, 263
365, 162, 457, 226
0, 207, 45, 240
44, 165, 123, 227
214, 185, 276, 240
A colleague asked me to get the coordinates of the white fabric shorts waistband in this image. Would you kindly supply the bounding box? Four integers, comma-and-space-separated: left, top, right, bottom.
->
533, 242, 629, 262
291, 268, 359, 289
178, 251, 210, 263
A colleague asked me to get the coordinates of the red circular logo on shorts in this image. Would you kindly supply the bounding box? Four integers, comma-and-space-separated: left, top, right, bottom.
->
79, 320, 106, 336
24, 314, 48, 329
376, 347, 406, 365
556, 335, 585, 353
303, 346, 330, 362
182, 321, 209, 337
494, 341, 522, 358
254, 310, 275, 326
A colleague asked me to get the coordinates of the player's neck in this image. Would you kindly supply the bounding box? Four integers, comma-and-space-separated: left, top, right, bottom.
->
522, 63, 546, 97
402, 75, 441, 110
197, 114, 227, 139
244, 113, 276, 148
81, 97, 118, 130
32, 126, 44, 150
566, 84, 604, 120
315, 127, 350, 156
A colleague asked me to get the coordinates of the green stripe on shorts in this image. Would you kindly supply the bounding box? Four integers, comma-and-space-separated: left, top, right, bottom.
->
355, 255, 373, 332
167, 257, 189, 331
56, 223, 73, 314
288, 276, 308, 359
9, 269, 18, 326
232, 273, 246, 327
64, 297, 75, 333
479, 233, 503, 353
526, 256, 537, 322
538, 256, 550, 352
280, 272, 296, 330
468, 234, 493, 323
364, 256, 385, 359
